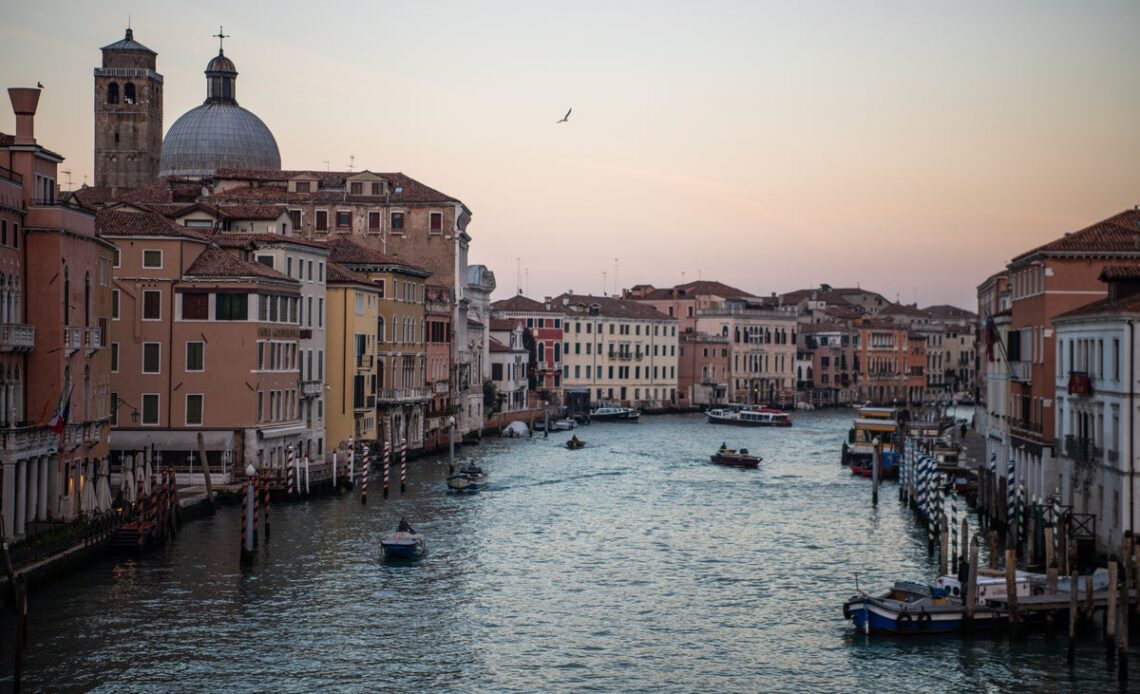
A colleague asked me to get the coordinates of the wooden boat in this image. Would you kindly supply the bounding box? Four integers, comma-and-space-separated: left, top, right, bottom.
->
843, 580, 1003, 634
590, 406, 641, 422
706, 407, 792, 427
710, 447, 761, 468
447, 462, 488, 493
381, 519, 426, 559
566, 437, 585, 450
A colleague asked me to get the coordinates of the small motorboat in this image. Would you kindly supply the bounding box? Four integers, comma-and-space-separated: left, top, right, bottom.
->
590, 406, 640, 422
566, 436, 586, 450
447, 462, 488, 493
381, 519, 426, 559
710, 446, 761, 468
843, 580, 1004, 634
502, 421, 529, 437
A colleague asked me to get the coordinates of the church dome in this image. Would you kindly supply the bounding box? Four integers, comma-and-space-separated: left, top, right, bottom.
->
158, 48, 280, 178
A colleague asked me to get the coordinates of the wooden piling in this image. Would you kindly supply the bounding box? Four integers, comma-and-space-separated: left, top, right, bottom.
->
261, 473, 270, 541
939, 518, 949, 577
1107, 560, 1118, 642
1044, 526, 1054, 575
965, 536, 979, 623
1119, 549, 1130, 683
196, 432, 215, 511
959, 518, 969, 568
1027, 508, 1037, 568
240, 479, 252, 565
13, 575, 27, 693
989, 530, 1000, 570
1005, 548, 1019, 624
871, 441, 879, 506
1085, 565, 1094, 619
1068, 568, 1078, 665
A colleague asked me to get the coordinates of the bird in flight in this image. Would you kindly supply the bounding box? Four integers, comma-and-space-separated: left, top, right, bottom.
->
556, 108, 571, 124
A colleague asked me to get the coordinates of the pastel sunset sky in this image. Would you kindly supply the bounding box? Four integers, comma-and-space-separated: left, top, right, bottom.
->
3, 1, 1138, 309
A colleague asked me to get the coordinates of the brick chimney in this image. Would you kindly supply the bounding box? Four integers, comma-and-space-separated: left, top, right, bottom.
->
1100, 266, 1140, 302
7, 87, 41, 145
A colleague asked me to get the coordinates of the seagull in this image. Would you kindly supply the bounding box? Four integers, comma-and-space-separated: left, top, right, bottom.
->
556, 108, 571, 124
36, 82, 44, 89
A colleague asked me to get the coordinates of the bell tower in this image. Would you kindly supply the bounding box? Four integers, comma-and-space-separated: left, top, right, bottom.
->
93, 28, 163, 190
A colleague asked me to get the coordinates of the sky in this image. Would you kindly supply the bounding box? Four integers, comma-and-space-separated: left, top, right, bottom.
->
3, 1, 1138, 310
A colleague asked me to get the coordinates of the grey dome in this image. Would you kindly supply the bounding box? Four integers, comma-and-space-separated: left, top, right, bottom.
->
159, 102, 281, 177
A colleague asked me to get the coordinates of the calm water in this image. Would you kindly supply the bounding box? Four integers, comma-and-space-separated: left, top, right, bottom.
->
3, 411, 1137, 693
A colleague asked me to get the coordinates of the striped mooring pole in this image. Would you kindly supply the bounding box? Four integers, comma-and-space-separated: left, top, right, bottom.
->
1006, 456, 1016, 533
348, 437, 355, 489
287, 445, 296, 498
361, 444, 369, 505
240, 477, 251, 564
1016, 483, 1026, 547
383, 438, 391, 499
252, 468, 260, 547
950, 488, 959, 567
261, 471, 271, 541
400, 438, 407, 493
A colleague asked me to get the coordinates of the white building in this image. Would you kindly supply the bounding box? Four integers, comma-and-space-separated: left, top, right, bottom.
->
488, 319, 530, 413
1052, 267, 1140, 554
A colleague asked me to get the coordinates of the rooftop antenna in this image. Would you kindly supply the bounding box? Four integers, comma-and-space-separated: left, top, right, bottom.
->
613, 258, 618, 296
681, 271, 686, 285
347, 155, 355, 173
525, 267, 529, 295
602, 271, 607, 296
61, 170, 72, 192
516, 257, 521, 294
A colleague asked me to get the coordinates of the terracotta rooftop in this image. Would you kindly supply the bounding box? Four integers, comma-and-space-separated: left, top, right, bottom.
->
322, 237, 430, 276
554, 293, 674, 320
489, 318, 521, 331
629, 280, 754, 301
1099, 266, 1140, 281
879, 302, 928, 317
217, 204, 286, 220
1011, 210, 1140, 265
923, 304, 977, 320
211, 169, 461, 205
211, 231, 330, 251
96, 208, 212, 241
325, 261, 375, 288
491, 294, 560, 314
184, 247, 297, 283
489, 337, 513, 353
1054, 293, 1140, 321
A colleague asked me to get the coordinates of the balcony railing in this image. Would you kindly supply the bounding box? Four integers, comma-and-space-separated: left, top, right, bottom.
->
433, 381, 449, 394
356, 354, 374, 370
1010, 361, 1032, 382
300, 380, 323, 398
1064, 435, 1103, 465
85, 326, 103, 352
378, 388, 430, 403
0, 425, 57, 453
0, 324, 34, 352
64, 326, 83, 354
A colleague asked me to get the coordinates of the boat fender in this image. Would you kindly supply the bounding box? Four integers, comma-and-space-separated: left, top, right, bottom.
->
918, 611, 932, 629
898, 612, 913, 629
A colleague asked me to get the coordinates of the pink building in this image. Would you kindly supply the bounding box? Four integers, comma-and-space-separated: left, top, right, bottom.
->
1, 87, 114, 539
490, 294, 565, 395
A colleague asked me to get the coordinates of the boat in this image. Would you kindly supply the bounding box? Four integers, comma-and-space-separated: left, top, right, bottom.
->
502, 420, 529, 437
705, 407, 792, 427
381, 519, 426, 559
710, 446, 761, 468
540, 418, 577, 432
447, 462, 488, 493
842, 580, 1004, 634
850, 451, 899, 479
841, 407, 903, 474
590, 406, 641, 422
566, 436, 586, 450
934, 571, 1034, 603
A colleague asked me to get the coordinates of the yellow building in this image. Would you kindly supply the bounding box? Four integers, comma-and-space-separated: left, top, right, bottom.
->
325, 262, 381, 449
326, 239, 432, 451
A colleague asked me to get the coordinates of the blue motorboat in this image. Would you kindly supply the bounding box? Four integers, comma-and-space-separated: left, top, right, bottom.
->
447, 462, 488, 493
842, 580, 1004, 634
381, 519, 426, 559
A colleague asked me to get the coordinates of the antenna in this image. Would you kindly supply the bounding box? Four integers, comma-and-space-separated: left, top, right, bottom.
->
347, 155, 355, 173
602, 271, 607, 296
681, 271, 686, 285
613, 258, 618, 296
61, 170, 72, 192
525, 267, 529, 295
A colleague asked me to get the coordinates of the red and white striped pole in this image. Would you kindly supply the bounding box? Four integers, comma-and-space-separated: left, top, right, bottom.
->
348, 437, 355, 489
361, 444, 369, 505
261, 471, 271, 541
400, 438, 407, 493
252, 469, 260, 547
383, 438, 390, 499
286, 445, 296, 498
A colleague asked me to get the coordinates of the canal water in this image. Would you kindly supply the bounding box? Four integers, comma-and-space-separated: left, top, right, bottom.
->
3, 411, 1138, 692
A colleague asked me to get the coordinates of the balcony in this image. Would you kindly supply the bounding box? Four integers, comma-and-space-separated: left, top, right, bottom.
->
1010, 361, 1032, 383
85, 326, 103, 354
0, 324, 34, 352
356, 354, 374, 370
64, 326, 83, 355
0, 425, 57, 453
353, 394, 376, 412
1067, 371, 1093, 397
1064, 435, 1102, 465
300, 380, 323, 398
1009, 417, 1044, 441
433, 381, 450, 394
83, 423, 103, 445
378, 387, 431, 404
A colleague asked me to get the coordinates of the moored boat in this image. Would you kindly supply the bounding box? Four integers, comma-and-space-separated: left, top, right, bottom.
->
447, 462, 488, 493
381, 519, 426, 559
706, 407, 792, 427
842, 580, 1004, 634
566, 436, 586, 450
591, 406, 641, 422
710, 446, 761, 468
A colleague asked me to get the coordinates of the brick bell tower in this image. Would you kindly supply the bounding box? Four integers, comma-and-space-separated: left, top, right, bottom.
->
94, 27, 163, 190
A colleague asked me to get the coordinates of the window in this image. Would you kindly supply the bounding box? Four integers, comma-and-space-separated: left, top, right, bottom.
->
141, 394, 159, 426
287, 257, 294, 276
216, 293, 248, 320
112, 289, 120, 320
288, 209, 301, 229
142, 250, 162, 268
186, 342, 204, 371
111, 343, 119, 372
336, 211, 351, 229
429, 212, 443, 233
142, 290, 161, 320
350, 182, 363, 195
375, 279, 385, 298
185, 394, 203, 425
296, 181, 311, 193
319, 262, 325, 283
391, 212, 404, 232
368, 212, 381, 231
107, 82, 120, 104
307, 260, 313, 281
315, 210, 328, 231
142, 342, 161, 373
371, 182, 382, 195
355, 292, 365, 316
318, 298, 324, 328
182, 293, 208, 320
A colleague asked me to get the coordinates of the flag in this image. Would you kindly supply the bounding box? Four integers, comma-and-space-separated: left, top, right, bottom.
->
49, 388, 72, 434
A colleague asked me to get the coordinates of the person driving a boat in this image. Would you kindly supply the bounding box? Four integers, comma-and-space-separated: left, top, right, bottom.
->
571, 435, 580, 444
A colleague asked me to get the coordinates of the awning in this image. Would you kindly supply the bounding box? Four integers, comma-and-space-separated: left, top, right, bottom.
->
109, 429, 238, 451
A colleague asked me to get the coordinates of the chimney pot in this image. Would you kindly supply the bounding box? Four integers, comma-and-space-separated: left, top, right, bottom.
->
7, 87, 41, 145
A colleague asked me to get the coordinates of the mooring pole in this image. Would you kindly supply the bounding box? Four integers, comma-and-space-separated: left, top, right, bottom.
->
871, 437, 880, 506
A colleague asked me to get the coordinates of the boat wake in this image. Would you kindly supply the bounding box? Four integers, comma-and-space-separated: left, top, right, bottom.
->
495, 469, 626, 490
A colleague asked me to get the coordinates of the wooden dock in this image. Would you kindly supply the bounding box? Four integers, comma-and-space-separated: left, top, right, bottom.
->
986, 590, 1137, 613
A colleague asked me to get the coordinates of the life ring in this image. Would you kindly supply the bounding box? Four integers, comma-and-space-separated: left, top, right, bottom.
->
898, 612, 913, 629
918, 611, 932, 629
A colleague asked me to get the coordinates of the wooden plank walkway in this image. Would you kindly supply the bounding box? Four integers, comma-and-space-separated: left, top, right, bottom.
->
986, 590, 1137, 612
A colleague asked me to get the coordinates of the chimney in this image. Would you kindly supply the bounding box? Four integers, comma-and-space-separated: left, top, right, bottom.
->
8, 87, 41, 145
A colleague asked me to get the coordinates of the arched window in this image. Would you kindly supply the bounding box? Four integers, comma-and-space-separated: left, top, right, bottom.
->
107, 82, 119, 104
377, 357, 386, 390
124, 83, 136, 104
376, 316, 385, 342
